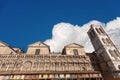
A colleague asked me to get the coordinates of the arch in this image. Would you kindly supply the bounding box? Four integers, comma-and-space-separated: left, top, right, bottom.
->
102, 38, 107, 44
22, 61, 32, 71
44, 59, 50, 71
99, 28, 105, 34
38, 60, 44, 71
15, 61, 23, 67
32, 60, 39, 71
2, 60, 9, 68
106, 38, 111, 44
14, 60, 23, 71
0, 60, 9, 71
114, 50, 120, 57
108, 49, 118, 60
23, 61, 32, 67
34, 60, 39, 65
7, 60, 16, 71
96, 28, 101, 34
109, 50, 115, 57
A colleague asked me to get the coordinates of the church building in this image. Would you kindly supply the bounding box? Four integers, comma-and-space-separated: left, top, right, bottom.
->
0, 25, 120, 80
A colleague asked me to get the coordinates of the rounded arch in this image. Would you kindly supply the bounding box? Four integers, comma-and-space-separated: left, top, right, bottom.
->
22, 61, 32, 71
45, 59, 50, 63
33, 60, 39, 65
16, 60, 23, 67
0, 60, 9, 71
99, 28, 105, 34
18, 60, 23, 63
3, 60, 9, 66
102, 38, 107, 44
108, 49, 116, 58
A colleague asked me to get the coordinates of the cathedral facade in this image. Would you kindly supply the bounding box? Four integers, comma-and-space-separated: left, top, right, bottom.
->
0, 25, 119, 80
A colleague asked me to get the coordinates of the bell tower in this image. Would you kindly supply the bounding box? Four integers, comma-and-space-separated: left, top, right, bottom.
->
87, 24, 120, 78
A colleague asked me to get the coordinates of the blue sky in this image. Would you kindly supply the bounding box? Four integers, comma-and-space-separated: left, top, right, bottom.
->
0, 0, 120, 51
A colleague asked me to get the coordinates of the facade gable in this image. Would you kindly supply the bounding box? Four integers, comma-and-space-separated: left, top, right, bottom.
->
0, 41, 17, 54
62, 43, 85, 55
0, 41, 9, 47
27, 41, 50, 55
65, 43, 84, 48
28, 41, 49, 47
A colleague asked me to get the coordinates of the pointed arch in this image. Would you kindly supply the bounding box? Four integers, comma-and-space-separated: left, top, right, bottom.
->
96, 28, 101, 34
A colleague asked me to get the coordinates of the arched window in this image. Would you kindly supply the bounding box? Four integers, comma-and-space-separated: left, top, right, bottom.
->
109, 50, 114, 57
16, 63, 22, 67
102, 38, 107, 44
106, 38, 111, 44
23, 61, 32, 71
99, 28, 105, 34
96, 28, 101, 34
108, 50, 117, 59
1, 61, 9, 68
114, 50, 120, 57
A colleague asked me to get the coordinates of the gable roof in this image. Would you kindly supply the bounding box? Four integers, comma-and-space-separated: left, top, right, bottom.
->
28, 41, 49, 47
0, 40, 17, 53
65, 43, 84, 48
0, 40, 9, 46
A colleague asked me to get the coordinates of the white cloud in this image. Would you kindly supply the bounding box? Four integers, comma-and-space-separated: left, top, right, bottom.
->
105, 17, 120, 49
44, 17, 120, 52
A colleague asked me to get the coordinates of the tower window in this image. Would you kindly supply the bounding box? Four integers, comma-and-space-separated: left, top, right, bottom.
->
108, 49, 117, 59
114, 50, 120, 57
96, 28, 101, 34
102, 38, 107, 44
102, 38, 112, 45
91, 30, 96, 36
106, 38, 111, 44
73, 49, 78, 55
106, 38, 112, 44
35, 49, 40, 55
99, 28, 105, 34
109, 50, 115, 57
